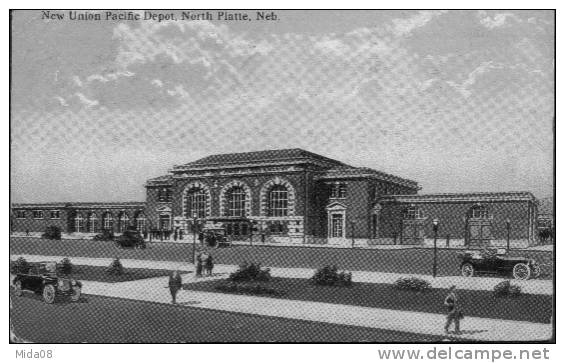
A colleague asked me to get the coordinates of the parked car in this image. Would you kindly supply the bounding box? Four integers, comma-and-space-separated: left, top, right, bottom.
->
201, 228, 231, 248
458, 249, 541, 280
115, 229, 146, 249
12, 261, 82, 303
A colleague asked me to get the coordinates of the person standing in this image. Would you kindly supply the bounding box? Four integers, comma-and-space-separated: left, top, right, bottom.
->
205, 253, 214, 276
199, 250, 209, 275
168, 270, 182, 304
444, 285, 462, 334
195, 252, 203, 277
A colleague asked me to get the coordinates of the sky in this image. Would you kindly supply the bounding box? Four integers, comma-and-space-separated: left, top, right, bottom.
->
10, 10, 555, 203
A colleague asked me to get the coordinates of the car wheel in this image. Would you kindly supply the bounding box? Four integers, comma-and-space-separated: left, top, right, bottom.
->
513, 263, 531, 280
460, 263, 474, 277
14, 281, 22, 297
42, 284, 56, 304
531, 263, 541, 279
70, 286, 81, 302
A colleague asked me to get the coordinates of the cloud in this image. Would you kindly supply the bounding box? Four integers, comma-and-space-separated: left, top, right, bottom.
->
477, 11, 522, 29
54, 96, 68, 107
391, 10, 448, 37
75, 92, 99, 108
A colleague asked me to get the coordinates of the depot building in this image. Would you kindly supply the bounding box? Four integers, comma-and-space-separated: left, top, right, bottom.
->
11, 148, 541, 248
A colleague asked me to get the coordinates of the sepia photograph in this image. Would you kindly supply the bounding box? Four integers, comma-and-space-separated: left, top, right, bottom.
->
9, 9, 555, 344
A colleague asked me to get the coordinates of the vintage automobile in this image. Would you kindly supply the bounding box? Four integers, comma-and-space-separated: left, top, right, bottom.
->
201, 228, 231, 248
12, 261, 82, 304
115, 229, 146, 249
458, 249, 541, 280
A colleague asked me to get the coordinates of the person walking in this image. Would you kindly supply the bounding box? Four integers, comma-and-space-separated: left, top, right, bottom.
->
205, 253, 214, 276
444, 285, 462, 334
168, 270, 182, 304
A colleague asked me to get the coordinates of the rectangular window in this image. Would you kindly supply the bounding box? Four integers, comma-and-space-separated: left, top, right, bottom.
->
158, 188, 172, 202
15, 210, 26, 219
32, 210, 44, 219
49, 210, 60, 219
330, 183, 347, 198
338, 184, 347, 198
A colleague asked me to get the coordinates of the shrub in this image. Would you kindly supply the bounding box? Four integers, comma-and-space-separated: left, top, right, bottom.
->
57, 257, 73, 275
106, 257, 124, 275
394, 277, 431, 292
11, 257, 30, 274
93, 229, 114, 241
228, 262, 271, 282
312, 265, 353, 286
42, 225, 62, 240
493, 280, 522, 297
215, 281, 284, 296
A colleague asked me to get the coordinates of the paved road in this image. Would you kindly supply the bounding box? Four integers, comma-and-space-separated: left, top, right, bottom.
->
10, 237, 554, 278
13, 254, 554, 295
10, 292, 442, 343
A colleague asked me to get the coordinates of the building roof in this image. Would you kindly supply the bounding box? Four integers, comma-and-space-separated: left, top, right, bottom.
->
378, 191, 536, 204
12, 202, 145, 209
172, 148, 348, 171
316, 166, 418, 188
145, 174, 173, 186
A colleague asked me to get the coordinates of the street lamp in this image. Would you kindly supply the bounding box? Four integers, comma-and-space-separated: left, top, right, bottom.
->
432, 218, 439, 278
192, 213, 198, 265
350, 220, 357, 248
506, 218, 511, 253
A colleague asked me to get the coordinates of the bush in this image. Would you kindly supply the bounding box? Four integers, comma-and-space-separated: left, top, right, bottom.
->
42, 225, 61, 240
215, 281, 284, 296
394, 277, 431, 292
93, 229, 114, 241
11, 257, 30, 274
228, 262, 271, 282
57, 257, 73, 275
312, 265, 352, 286
493, 280, 522, 297
106, 257, 124, 275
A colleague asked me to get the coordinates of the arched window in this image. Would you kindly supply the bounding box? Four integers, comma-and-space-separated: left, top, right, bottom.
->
185, 188, 208, 218
269, 185, 288, 216
74, 213, 84, 232
118, 212, 129, 232
226, 186, 246, 217
469, 205, 490, 219
135, 212, 146, 232
403, 206, 423, 220
87, 213, 98, 233
103, 212, 113, 231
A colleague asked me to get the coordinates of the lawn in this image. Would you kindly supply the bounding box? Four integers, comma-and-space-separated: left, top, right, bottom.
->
184, 277, 553, 324
11, 237, 554, 279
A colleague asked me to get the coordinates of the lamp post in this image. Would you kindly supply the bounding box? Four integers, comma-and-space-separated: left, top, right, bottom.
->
432, 218, 439, 278
192, 213, 198, 265
506, 218, 511, 253
350, 220, 356, 248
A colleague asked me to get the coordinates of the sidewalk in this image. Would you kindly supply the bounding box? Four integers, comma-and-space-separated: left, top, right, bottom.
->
83, 274, 552, 342
10, 254, 552, 342
12, 254, 553, 295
